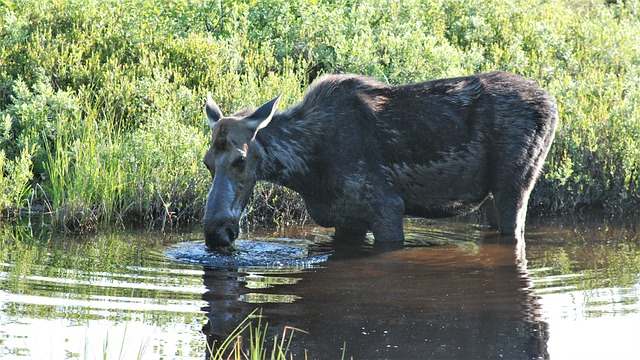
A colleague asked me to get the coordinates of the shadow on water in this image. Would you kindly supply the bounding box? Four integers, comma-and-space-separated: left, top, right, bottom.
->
171, 221, 550, 359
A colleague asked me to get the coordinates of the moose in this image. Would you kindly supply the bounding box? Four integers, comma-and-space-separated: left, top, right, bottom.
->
202, 71, 558, 249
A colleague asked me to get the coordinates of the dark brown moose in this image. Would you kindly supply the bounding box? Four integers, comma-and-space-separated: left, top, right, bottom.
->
202, 71, 558, 248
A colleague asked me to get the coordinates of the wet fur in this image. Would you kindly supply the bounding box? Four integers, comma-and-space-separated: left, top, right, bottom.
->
208, 71, 558, 244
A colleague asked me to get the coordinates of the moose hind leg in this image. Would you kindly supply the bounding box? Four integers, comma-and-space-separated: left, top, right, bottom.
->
492, 147, 548, 237
492, 186, 530, 237
481, 196, 500, 230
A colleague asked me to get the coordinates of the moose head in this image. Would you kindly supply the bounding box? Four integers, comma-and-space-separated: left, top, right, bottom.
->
202, 95, 281, 248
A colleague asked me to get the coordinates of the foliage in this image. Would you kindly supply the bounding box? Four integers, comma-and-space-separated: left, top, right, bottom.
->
1, 0, 640, 229
0, 139, 32, 217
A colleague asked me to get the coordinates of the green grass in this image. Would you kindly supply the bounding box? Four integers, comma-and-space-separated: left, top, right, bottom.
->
1, 0, 640, 230
206, 309, 312, 360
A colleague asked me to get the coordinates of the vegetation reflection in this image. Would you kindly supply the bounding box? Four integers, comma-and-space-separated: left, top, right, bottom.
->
527, 219, 640, 317
0, 223, 203, 325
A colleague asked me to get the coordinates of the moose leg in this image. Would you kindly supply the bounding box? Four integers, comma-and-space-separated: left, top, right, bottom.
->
492, 187, 529, 237
370, 217, 405, 242
482, 196, 500, 230
369, 196, 405, 244
492, 150, 547, 238
369, 214, 405, 252
491, 119, 555, 238
334, 227, 367, 241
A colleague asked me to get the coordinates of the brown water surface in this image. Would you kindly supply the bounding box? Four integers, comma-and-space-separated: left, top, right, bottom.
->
1, 215, 639, 359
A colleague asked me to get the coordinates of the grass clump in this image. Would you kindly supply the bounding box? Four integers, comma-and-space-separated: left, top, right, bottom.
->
1, 0, 640, 230
207, 309, 309, 360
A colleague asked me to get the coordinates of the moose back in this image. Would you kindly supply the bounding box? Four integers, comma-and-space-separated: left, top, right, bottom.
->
202, 71, 558, 248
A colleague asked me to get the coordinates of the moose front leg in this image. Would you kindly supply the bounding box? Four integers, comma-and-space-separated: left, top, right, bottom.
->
334, 227, 367, 241
370, 216, 405, 243
369, 196, 406, 244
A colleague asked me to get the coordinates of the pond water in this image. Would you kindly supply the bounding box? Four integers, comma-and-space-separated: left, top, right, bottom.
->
1, 214, 639, 359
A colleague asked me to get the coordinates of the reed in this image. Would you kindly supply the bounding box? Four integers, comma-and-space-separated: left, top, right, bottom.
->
207, 309, 308, 360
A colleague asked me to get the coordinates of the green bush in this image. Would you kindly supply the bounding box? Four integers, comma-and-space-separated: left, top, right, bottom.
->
1, 0, 639, 229
0, 142, 32, 217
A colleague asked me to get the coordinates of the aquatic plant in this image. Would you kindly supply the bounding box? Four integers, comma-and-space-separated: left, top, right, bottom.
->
207, 309, 309, 360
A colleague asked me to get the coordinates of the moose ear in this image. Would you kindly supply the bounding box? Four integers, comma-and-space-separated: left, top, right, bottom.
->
205, 93, 224, 129
245, 95, 281, 133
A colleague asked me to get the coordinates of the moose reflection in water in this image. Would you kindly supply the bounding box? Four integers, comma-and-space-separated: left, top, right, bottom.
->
200, 234, 549, 359
201, 71, 557, 249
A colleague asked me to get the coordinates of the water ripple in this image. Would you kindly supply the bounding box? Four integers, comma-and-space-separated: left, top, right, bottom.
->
165, 239, 330, 270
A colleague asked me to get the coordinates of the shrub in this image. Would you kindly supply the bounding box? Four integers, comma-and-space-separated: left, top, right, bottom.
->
0, 143, 32, 218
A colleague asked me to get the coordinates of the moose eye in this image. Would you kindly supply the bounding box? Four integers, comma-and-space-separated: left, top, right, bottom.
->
232, 156, 247, 170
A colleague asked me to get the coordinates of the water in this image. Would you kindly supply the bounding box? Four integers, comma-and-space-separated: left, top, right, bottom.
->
1, 215, 639, 359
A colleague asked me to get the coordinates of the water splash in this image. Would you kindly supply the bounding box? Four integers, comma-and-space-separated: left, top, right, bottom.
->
165, 238, 330, 270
